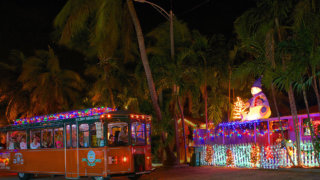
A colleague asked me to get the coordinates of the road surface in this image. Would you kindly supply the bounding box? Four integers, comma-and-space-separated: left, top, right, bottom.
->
1, 166, 320, 180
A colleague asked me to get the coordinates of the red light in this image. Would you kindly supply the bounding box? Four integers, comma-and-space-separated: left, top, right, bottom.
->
135, 115, 139, 118
122, 156, 128, 163
107, 114, 111, 118
130, 114, 134, 118
101, 115, 105, 118
142, 115, 145, 119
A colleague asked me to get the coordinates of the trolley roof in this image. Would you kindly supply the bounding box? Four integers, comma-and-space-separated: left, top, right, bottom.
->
0, 108, 151, 131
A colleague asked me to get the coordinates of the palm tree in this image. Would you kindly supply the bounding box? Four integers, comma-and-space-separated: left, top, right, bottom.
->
234, 0, 299, 165
146, 19, 194, 164
18, 47, 83, 116
54, 1, 177, 163
54, 0, 162, 122
0, 50, 30, 124
126, 0, 162, 122
278, 27, 320, 163
293, 0, 320, 112
85, 59, 121, 109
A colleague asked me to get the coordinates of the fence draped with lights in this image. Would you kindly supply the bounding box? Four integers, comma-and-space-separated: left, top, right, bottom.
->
199, 140, 320, 169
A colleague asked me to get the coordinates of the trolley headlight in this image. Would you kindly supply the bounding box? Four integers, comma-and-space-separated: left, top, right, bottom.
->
122, 156, 128, 163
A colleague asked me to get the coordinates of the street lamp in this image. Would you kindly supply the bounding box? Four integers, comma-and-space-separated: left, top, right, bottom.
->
134, 0, 174, 60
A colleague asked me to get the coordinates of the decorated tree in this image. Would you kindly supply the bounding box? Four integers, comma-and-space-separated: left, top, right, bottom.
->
232, 97, 246, 120
265, 146, 273, 160
205, 145, 214, 163
250, 144, 260, 167
226, 149, 234, 167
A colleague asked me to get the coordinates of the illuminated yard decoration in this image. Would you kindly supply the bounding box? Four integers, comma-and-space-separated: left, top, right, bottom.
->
226, 149, 234, 167
13, 107, 115, 125
250, 144, 260, 167
241, 77, 271, 121
205, 145, 214, 164
199, 141, 320, 169
232, 97, 246, 120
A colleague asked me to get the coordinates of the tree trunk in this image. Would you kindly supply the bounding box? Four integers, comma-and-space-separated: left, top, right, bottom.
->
312, 76, 320, 112
173, 85, 180, 165
271, 84, 295, 166
228, 70, 231, 122
108, 87, 116, 109
275, 16, 302, 166
204, 81, 208, 129
126, 0, 162, 122
288, 85, 302, 166
174, 114, 180, 165
159, 89, 163, 108
127, 0, 177, 165
5, 97, 14, 124
177, 96, 187, 164
188, 92, 193, 114
170, 8, 180, 165
302, 87, 320, 164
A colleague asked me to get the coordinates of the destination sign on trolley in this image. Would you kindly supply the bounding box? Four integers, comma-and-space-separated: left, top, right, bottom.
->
76, 116, 99, 121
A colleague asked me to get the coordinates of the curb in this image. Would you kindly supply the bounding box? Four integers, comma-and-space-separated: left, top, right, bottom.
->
278, 168, 320, 173
162, 164, 190, 168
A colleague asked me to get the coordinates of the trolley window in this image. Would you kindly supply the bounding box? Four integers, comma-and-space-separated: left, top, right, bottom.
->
41, 128, 53, 148
90, 122, 104, 147
0, 132, 6, 149
79, 124, 89, 148
108, 122, 129, 146
66, 124, 77, 148
7, 131, 27, 150
146, 123, 151, 145
54, 127, 64, 148
30, 130, 41, 149
131, 122, 146, 146
66, 125, 71, 148
72, 124, 77, 147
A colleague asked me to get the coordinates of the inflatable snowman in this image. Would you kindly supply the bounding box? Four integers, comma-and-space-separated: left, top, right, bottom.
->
241, 77, 271, 121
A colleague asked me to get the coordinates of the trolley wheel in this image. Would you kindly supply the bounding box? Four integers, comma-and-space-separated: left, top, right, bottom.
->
128, 174, 142, 180
91, 176, 111, 180
17, 173, 31, 180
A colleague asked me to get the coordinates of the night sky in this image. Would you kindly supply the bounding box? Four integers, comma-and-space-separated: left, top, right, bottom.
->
0, 0, 317, 112
0, 0, 255, 60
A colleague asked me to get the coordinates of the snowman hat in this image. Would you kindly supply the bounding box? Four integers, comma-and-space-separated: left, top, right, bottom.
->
252, 77, 262, 89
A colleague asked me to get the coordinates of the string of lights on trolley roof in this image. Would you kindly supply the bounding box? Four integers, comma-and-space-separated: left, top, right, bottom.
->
12, 107, 151, 126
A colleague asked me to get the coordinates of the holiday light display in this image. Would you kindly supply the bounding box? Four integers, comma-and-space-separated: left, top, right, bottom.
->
232, 97, 246, 120
199, 141, 320, 169
13, 107, 116, 125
